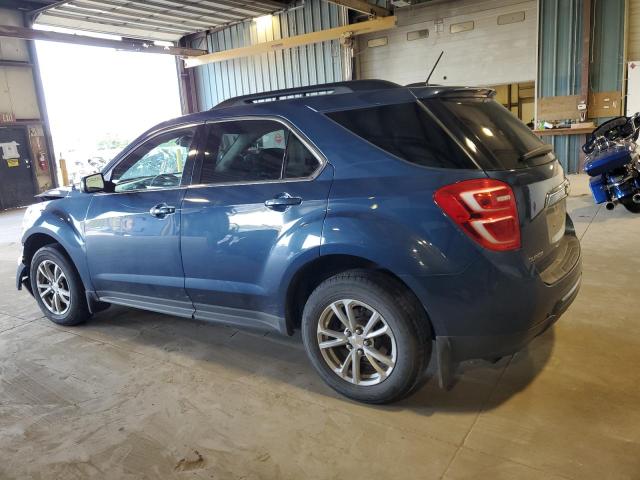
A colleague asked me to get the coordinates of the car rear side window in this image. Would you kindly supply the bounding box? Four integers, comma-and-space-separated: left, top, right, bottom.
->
325, 102, 475, 169
423, 97, 551, 169
284, 134, 319, 178
200, 120, 321, 184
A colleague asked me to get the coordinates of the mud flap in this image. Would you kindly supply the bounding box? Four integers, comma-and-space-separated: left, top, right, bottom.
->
85, 291, 110, 314
435, 336, 457, 390
16, 263, 32, 295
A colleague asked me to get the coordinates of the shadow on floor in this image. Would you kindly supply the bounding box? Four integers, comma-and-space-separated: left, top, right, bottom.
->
396, 328, 555, 413
82, 304, 555, 414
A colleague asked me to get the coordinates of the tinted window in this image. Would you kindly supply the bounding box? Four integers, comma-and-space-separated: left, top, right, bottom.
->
284, 134, 320, 178
424, 98, 550, 169
111, 128, 194, 192
325, 102, 474, 169
200, 120, 319, 184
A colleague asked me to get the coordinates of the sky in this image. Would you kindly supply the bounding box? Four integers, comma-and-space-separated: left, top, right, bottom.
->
35, 30, 182, 165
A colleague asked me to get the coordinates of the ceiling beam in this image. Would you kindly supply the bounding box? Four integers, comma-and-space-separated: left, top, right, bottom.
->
184, 15, 396, 68
62, 2, 220, 27
158, 0, 277, 17
70, 0, 244, 26
326, 0, 390, 17
0, 24, 207, 56
30, 1, 70, 17
50, 6, 205, 33
0, 0, 49, 12
125, 0, 250, 21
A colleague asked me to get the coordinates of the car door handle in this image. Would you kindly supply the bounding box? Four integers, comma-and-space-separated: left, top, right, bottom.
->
149, 203, 176, 218
264, 193, 302, 210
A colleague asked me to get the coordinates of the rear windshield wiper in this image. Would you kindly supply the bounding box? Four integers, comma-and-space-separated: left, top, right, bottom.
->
519, 144, 553, 162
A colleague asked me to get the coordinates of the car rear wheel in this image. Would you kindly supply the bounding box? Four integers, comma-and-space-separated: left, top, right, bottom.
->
302, 270, 431, 404
30, 245, 91, 326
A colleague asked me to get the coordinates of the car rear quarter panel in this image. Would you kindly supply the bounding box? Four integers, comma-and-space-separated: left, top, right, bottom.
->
290, 111, 491, 332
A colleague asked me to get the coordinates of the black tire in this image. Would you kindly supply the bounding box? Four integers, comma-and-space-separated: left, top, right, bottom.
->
621, 197, 640, 213
29, 245, 91, 326
301, 270, 431, 404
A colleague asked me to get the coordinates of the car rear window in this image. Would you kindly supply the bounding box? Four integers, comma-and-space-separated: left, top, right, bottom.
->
422, 97, 552, 170
325, 102, 476, 169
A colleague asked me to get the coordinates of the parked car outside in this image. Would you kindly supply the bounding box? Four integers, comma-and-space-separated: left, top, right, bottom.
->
17, 80, 581, 403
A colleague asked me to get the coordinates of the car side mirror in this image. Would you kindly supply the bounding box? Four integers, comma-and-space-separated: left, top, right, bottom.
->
81, 173, 105, 193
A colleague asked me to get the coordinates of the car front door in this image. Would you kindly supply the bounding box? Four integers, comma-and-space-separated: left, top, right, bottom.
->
180, 118, 332, 330
84, 124, 201, 317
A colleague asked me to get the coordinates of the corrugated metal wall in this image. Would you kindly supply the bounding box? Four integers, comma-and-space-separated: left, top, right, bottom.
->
629, 0, 640, 60
538, 0, 583, 98
538, 0, 584, 173
187, 0, 347, 111
591, 0, 625, 93
537, 0, 625, 173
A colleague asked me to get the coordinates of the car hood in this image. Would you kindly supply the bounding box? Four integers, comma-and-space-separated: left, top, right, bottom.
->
35, 186, 73, 201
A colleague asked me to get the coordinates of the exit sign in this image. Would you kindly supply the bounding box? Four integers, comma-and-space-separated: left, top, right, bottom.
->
0, 112, 15, 123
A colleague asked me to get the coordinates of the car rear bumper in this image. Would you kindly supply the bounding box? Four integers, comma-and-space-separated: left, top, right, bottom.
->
439, 270, 581, 363
400, 238, 582, 366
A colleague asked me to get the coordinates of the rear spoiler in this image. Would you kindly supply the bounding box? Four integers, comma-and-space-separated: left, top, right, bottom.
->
409, 85, 496, 99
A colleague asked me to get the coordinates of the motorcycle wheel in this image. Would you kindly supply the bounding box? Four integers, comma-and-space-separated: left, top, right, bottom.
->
621, 197, 640, 213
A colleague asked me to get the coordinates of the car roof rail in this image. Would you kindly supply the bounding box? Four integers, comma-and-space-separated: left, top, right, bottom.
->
212, 80, 400, 109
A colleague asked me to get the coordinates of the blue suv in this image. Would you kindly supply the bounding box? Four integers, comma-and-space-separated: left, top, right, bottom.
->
17, 80, 581, 403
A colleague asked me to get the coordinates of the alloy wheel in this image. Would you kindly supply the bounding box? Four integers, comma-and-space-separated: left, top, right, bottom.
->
317, 299, 397, 386
36, 259, 71, 315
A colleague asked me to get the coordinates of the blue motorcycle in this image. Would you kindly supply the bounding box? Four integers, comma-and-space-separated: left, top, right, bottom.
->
583, 113, 640, 213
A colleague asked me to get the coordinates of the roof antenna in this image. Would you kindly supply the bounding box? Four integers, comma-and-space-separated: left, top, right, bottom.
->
425, 51, 444, 85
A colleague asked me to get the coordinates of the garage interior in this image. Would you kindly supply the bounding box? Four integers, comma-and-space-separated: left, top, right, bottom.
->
1, 0, 640, 478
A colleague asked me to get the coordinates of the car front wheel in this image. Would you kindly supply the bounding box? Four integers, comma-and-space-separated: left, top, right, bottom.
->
302, 270, 431, 404
30, 245, 91, 326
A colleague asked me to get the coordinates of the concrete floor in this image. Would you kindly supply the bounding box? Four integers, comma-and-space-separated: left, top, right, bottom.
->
1, 179, 639, 479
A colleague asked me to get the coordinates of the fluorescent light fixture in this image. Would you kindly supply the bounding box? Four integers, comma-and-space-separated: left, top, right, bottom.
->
254, 15, 273, 32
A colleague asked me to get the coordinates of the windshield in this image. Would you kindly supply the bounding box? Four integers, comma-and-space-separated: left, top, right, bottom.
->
422, 97, 553, 170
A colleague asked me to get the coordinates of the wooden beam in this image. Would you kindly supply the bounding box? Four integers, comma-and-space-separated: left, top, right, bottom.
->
0, 24, 207, 56
185, 16, 397, 68
326, 0, 390, 17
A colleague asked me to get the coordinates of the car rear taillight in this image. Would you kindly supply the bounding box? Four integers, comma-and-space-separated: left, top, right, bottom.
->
434, 179, 521, 251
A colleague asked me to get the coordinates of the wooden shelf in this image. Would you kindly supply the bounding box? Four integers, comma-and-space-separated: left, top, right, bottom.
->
534, 127, 595, 136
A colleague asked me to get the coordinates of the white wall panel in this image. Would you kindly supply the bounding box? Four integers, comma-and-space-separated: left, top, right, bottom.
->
0, 9, 30, 62
629, 0, 640, 61
357, 0, 537, 87
628, 62, 640, 116
0, 67, 40, 119
0, 9, 40, 119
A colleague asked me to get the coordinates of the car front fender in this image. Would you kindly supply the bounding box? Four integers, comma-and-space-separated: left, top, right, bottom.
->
20, 196, 94, 293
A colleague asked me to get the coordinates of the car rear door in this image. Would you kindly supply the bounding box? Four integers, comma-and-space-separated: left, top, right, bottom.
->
84, 124, 202, 317
180, 118, 332, 330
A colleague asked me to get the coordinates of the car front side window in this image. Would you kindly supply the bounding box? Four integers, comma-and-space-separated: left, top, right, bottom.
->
110, 128, 195, 193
